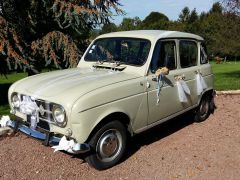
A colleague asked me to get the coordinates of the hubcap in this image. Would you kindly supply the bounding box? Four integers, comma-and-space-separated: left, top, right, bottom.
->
96, 129, 122, 162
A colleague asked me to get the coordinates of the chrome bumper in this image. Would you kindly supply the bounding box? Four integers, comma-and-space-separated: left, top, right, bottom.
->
8, 120, 90, 154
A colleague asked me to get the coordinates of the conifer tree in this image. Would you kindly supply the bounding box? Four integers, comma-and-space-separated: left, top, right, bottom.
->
0, 0, 122, 75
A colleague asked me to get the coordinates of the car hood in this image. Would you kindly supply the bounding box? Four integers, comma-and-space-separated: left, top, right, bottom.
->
13, 67, 140, 104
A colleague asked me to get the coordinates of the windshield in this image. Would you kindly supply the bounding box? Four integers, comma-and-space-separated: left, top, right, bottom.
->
85, 38, 151, 66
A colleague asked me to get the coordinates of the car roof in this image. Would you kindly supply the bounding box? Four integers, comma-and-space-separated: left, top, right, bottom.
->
97, 30, 204, 41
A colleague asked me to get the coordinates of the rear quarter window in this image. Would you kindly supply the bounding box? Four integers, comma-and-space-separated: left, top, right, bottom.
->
200, 43, 208, 64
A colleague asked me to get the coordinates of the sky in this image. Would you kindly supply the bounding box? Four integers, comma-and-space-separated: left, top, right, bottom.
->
112, 0, 219, 24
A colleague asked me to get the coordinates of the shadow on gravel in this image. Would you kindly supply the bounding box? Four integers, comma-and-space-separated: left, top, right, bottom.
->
121, 112, 195, 163
74, 112, 195, 165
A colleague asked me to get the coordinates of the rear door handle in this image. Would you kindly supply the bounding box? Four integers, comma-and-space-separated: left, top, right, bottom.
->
174, 74, 185, 80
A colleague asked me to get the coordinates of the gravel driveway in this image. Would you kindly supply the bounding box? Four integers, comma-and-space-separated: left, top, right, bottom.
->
0, 95, 240, 180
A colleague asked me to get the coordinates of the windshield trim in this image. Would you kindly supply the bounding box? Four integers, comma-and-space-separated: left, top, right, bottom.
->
84, 37, 152, 67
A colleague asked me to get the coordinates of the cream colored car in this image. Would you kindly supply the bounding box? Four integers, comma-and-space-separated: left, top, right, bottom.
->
8, 30, 215, 170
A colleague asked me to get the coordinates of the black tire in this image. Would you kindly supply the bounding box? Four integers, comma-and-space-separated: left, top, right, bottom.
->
194, 95, 211, 122
85, 120, 127, 170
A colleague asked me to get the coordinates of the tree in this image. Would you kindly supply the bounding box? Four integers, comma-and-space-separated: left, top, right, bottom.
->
220, 12, 240, 57
185, 8, 200, 33
178, 7, 190, 23
173, 3, 240, 58
0, 0, 123, 75
198, 3, 240, 58
168, 21, 185, 31
101, 23, 118, 34
210, 2, 223, 14
118, 17, 141, 31
141, 12, 169, 30
189, 8, 199, 23
199, 12, 207, 21
177, 7, 200, 33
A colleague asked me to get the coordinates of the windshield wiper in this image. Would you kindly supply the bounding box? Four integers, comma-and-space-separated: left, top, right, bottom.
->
97, 59, 124, 66
92, 60, 127, 71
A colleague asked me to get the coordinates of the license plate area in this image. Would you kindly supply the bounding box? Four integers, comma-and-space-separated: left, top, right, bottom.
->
27, 115, 50, 131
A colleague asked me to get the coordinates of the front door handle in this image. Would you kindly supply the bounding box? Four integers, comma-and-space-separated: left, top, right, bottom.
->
152, 77, 157, 82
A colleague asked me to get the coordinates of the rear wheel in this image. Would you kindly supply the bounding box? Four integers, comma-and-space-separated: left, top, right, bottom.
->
194, 95, 211, 122
85, 120, 127, 170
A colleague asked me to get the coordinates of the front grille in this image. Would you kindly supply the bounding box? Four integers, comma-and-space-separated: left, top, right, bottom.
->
35, 99, 54, 122
19, 94, 55, 131
26, 115, 50, 131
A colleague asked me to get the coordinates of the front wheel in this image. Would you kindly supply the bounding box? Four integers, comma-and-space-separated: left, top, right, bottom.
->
85, 120, 127, 170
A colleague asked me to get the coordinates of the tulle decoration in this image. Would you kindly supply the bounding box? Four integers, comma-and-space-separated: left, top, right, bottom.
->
52, 136, 81, 154
0, 115, 11, 128
18, 95, 39, 129
196, 73, 207, 95
177, 80, 190, 103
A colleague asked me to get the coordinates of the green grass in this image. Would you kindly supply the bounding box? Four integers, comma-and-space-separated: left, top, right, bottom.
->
0, 63, 239, 116
0, 72, 28, 84
211, 62, 240, 90
0, 72, 27, 116
0, 105, 11, 115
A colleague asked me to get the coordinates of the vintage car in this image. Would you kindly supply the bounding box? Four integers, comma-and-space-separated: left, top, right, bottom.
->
8, 30, 215, 170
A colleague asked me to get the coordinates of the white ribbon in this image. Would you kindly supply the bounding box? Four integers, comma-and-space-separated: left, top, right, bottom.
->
156, 74, 164, 104
0, 115, 11, 128
177, 80, 190, 103
19, 96, 39, 129
19, 96, 39, 115
196, 73, 207, 95
52, 136, 80, 154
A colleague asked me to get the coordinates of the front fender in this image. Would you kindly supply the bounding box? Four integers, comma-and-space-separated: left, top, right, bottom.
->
70, 92, 148, 143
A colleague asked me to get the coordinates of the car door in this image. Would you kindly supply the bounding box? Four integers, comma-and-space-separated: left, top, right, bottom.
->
177, 40, 200, 105
147, 40, 183, 125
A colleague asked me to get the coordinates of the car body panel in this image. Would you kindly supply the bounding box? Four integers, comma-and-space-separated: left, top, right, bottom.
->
8, 30, 214, 145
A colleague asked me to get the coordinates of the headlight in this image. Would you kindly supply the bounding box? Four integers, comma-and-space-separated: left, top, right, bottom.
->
12, 94, 20, 108
52, 105, 66, 126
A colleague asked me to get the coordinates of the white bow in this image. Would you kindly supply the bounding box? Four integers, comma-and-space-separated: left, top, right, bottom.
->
176, 80, 190, 103
52, 136, 80, 154
0, 115, 11, 128
196, 73, 207, 95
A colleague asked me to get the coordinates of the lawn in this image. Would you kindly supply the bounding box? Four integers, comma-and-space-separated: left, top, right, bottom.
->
0, 63, 239, 116
211, 62, 240, 90
0, 72, 27, 116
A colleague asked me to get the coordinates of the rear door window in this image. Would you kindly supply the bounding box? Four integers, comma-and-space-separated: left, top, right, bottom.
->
179, 41, 198, 68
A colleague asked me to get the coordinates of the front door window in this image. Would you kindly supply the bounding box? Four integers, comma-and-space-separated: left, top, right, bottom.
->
151, 41, 177, 73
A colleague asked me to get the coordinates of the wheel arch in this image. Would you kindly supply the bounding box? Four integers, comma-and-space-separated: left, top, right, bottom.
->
86, 112, 131, 143
197, 88, 216, 114
197, 89, 215, 105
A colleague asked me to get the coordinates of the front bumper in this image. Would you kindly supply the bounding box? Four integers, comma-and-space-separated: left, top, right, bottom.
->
8, 119, 90, 154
